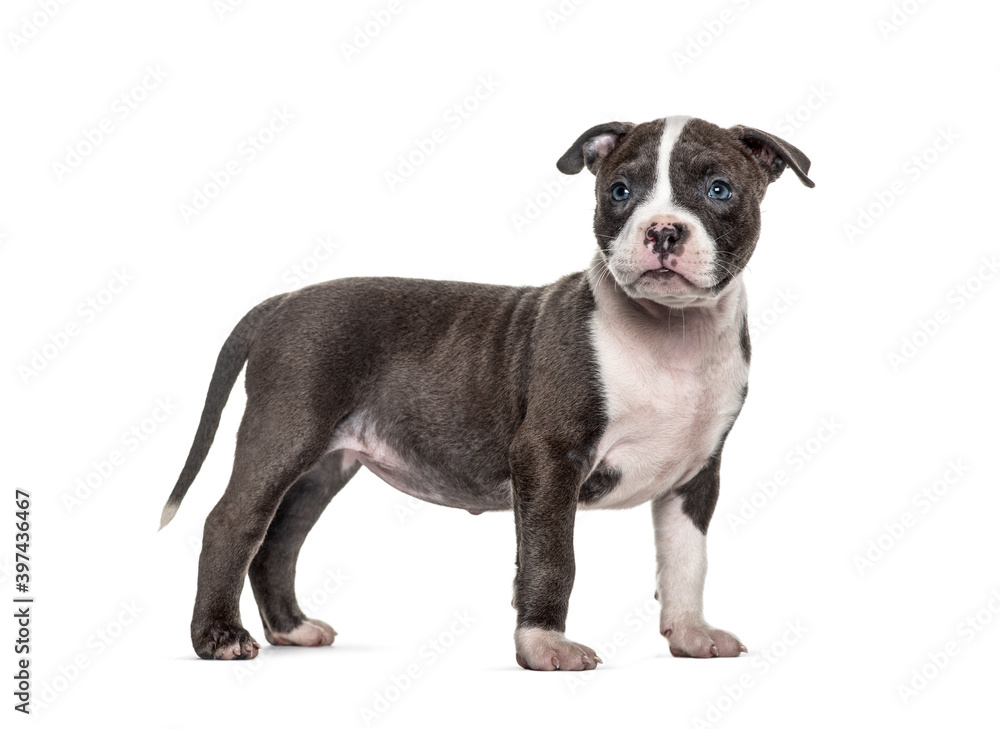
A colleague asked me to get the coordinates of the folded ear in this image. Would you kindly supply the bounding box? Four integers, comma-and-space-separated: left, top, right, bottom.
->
556, 121, 635, 175
731, 125, 815, 188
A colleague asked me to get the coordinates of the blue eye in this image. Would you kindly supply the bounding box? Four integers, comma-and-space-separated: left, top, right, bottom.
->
611, 183, 630, 201
708, 181, 732, 200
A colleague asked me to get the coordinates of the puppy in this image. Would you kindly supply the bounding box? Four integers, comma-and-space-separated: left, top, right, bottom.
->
161, 115, 813, 669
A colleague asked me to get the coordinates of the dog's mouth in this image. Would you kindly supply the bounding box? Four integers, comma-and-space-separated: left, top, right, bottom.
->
640, 266, 695, 287
598, 255, 718, 306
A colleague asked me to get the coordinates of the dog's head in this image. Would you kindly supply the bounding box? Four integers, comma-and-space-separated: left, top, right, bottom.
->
558, 116, 813, 308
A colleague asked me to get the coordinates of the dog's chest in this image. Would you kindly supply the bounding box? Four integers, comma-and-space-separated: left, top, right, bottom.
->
583, 305, 748, 510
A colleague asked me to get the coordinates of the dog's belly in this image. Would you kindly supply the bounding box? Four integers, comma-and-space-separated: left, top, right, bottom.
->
327, 414, 512, 513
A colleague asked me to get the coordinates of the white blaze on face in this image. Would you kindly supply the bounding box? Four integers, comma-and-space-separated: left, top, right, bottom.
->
605, 115, 721, 305
639, 114, 690, 214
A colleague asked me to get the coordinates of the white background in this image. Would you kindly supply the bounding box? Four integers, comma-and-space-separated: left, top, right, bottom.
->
3, 0, 998, 726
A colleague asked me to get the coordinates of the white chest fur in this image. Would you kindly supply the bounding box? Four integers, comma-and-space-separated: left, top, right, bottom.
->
583, 276, 750, 510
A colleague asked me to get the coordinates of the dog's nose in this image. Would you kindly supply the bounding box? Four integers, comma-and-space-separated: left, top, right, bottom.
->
645, 222, 687, 254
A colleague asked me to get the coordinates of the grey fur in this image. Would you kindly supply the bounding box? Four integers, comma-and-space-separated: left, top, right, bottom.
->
161, 115, 813, 667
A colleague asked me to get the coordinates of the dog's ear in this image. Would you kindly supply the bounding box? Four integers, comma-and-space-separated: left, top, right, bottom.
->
731, 126, 815, 188
557, 121, 635, 175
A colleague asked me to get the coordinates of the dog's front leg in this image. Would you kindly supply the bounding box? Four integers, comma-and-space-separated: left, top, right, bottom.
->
509, 432, 601, 671
653, 455, 746, 658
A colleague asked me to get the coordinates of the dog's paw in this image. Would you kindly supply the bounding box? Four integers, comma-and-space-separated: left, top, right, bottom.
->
514, 627, 602, 671
192, 621, 260, 660
663, 621, 746, 658
265, 618, 337, 647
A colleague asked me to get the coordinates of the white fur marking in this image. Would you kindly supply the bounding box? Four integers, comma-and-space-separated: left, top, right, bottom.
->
327, 413, 416, 493
159, 502, 178, 530
652, 494, 745, 656
653, 493, 707, 622
645, 115, 690, 212
583, 274, 749, 510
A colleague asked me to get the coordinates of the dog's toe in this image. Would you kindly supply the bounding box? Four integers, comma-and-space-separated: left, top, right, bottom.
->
267, 618, 337, 647
514, 627, 602, 671
192, 622, 260, 660
664, 622, 744, 658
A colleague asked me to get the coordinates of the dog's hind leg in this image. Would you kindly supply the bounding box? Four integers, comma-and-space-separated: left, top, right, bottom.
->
248, 451, 359, 647
190, 395, 341, 660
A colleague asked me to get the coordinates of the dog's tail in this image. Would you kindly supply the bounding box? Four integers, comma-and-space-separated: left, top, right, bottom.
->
159, 295, 286, 530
